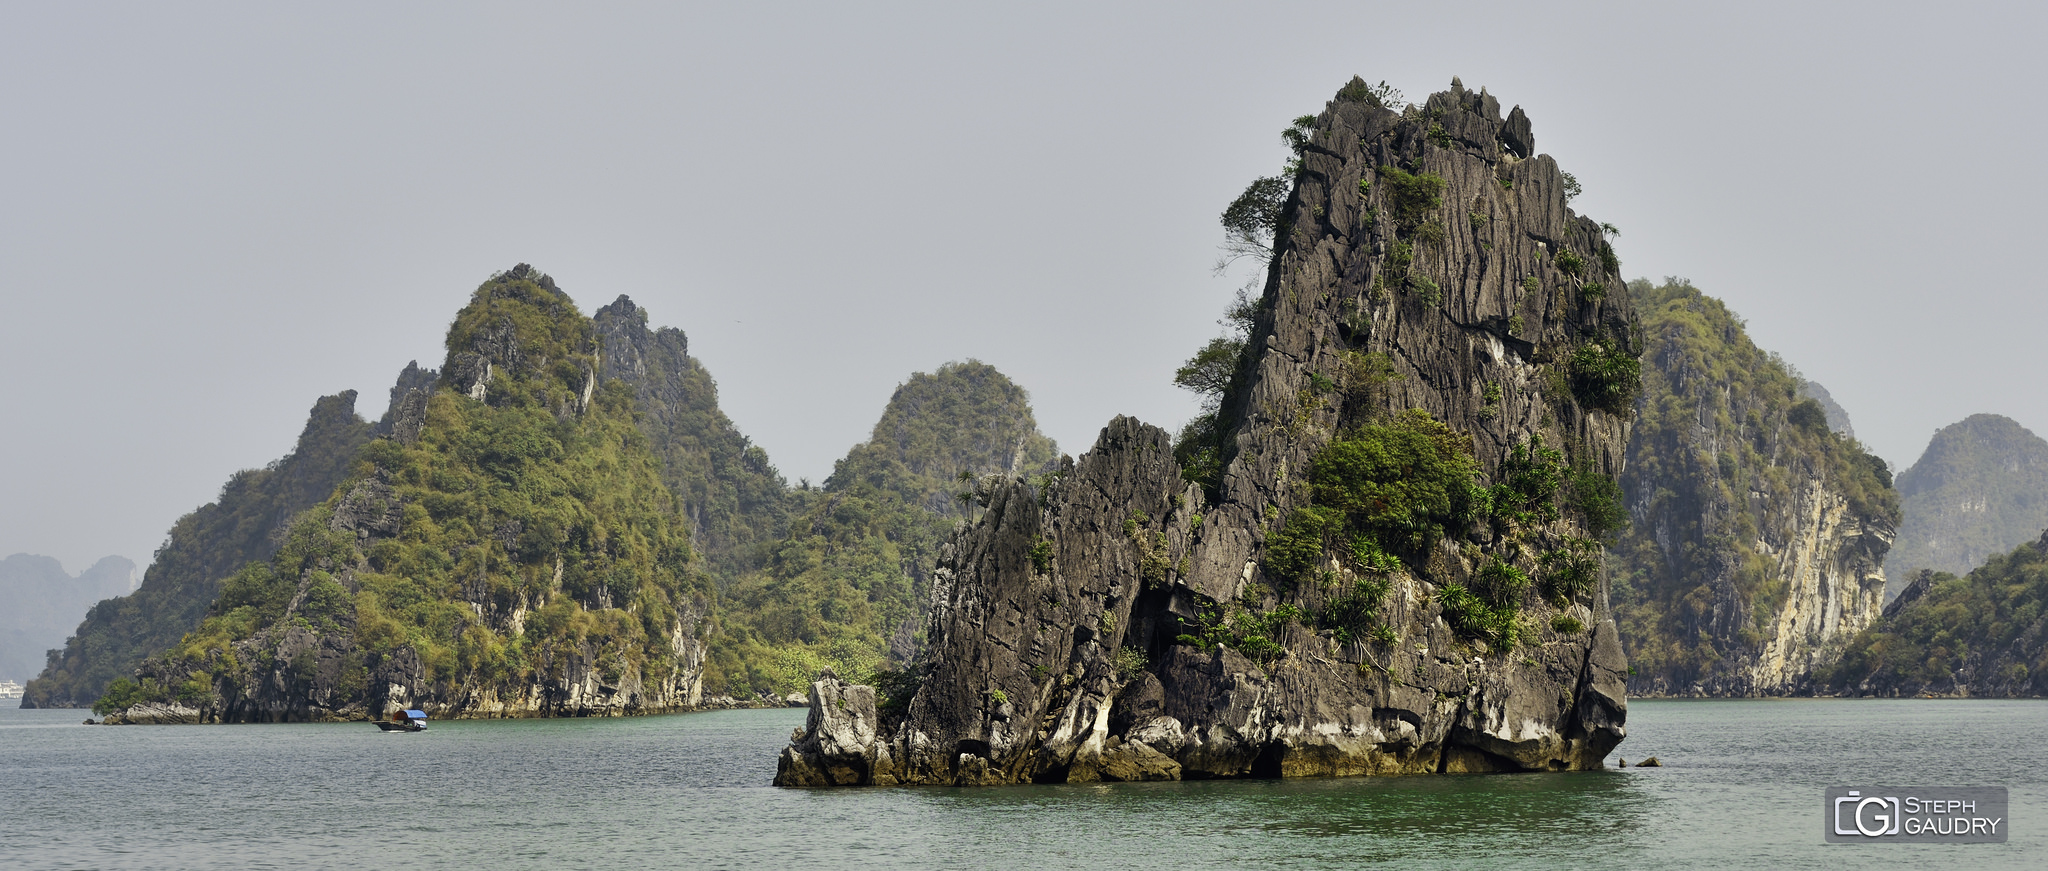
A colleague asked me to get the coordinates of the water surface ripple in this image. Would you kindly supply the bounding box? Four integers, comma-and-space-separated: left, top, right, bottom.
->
3, 699, 2041, 868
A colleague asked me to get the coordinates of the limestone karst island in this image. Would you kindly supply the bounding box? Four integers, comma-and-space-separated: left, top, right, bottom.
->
20, 77, 2048, 797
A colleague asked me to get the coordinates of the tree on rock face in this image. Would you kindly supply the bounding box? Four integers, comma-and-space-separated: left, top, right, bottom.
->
1173, 337, 1242, 399
1217, 176, 1289, 272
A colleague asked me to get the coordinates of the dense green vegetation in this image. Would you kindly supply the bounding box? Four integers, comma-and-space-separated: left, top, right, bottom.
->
703, 361, 1059, 696
1825, 535, 2048, 695
1885, 414, 2048, 592
25, 392, 376, 708
1263, 410, 1484, 584
128, 267, 707, 711
1609, 279, 1900, 689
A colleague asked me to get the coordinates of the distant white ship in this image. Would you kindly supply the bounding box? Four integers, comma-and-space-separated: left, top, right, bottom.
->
0, 680, 23, 700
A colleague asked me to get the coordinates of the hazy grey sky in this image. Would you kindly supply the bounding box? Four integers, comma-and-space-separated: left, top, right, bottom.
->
6, 2, 2045, 573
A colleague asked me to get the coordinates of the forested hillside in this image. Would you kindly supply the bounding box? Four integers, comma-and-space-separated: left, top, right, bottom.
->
1826, 532, 2048, 696
102, 266, 710, 720
1611, 279, 1899, 695
592, 296, 791, 583
705, 360, 1058, 696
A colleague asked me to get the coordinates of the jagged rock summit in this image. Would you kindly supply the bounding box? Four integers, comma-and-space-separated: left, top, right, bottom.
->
97, 265, 711, 722
778, 77, 1640, 786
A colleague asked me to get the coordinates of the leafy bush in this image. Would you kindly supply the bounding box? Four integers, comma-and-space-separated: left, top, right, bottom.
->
1474, 558, 1532, 609
872, 665, 923, 722
1555, 249, 1586, 277
1264, 506, 1341, 583
1566, 465, 1628, 539
1173, 411, 1224, 491
1489, 436, 1564, 527
1416, 219, 1446, 249
1115, 646, 1149, 680
1174, 337, 1245, 398
1320, 576, 1391, 641
92, 677, 152, 715
1409, 274, 1442, 306
1028, 540, 1055, 575
1176, 601, 1304, 664
1540, 539, 1601, 606
1788, 398, 1830, 433
1386, 240, 1414, 276
1334, 78, 1403, 109
1377, 167, 1445, 234
1568, 342, 1642, 414
1437, 583, 1521, 652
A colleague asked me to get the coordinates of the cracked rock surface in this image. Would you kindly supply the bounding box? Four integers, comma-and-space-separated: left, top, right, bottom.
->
778, 78, 1635, 786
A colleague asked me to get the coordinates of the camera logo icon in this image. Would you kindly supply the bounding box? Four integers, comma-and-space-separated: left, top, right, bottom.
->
1834, 791, 1901, 837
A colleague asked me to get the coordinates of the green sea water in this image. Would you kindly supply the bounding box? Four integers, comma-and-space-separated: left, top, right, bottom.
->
2, 699, 2041, 869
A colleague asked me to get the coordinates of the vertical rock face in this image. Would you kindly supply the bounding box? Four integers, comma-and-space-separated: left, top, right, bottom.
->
778, 78, 1639, 786
1885, 414, 2048, 599
591, 294, 791, 583
1608, 281, 1899, 696
1747, 480, 1890, 689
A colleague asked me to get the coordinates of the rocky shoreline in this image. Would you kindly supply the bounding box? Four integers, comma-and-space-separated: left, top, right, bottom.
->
90, 690, 809, 725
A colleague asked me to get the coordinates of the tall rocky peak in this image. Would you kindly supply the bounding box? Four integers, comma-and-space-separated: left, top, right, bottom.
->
441, 263, 599, 416
778, 79, 1638, 787
591, 293, 791, 583
1608, 280, 1899, 696
24, 390, 379, 707
97, 266, 710, 723
1886, 413, 2048, 597
377, 360, 440, 435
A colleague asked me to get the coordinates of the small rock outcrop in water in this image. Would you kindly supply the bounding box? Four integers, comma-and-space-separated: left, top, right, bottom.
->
779, 78, 1638, 785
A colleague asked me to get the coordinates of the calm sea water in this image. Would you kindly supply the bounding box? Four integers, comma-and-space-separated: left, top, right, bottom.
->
2, 698, 2041, 869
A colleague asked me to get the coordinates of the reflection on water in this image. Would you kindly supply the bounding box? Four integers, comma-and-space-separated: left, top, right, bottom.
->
2, 699, 2042, 869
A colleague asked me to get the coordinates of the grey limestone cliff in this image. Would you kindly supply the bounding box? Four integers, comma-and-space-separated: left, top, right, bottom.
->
1608, 281, 1899, 697
778, 78, 1638, 786
592, 295, 791, 583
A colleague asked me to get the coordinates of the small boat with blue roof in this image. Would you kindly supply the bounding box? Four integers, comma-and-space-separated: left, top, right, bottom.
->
375, 709, 429, 732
